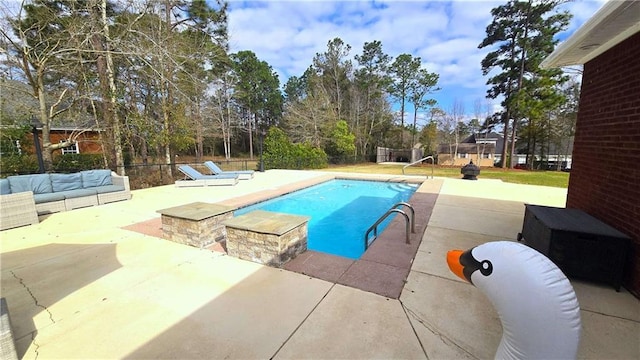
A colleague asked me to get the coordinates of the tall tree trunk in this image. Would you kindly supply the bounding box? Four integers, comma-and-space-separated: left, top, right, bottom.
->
162, 0, 174, 178
400, 91, 405, 147
249, 113, 255, 159
501, 112, 510, 168
36, 74, 53, 171
509, 0, 531, 169
195, 99, 204, 162
90, 0, 124, 175
509, 124, 517, 168
412, 108, 418, 147
100, 0, 124, 175
90, 33, 115, 168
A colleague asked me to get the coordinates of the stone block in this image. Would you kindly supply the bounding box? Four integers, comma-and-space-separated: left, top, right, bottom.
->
157, 202, 234, 248
224, 210, 309, 267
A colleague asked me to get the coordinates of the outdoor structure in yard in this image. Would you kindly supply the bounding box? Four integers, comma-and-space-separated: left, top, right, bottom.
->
436, 133, 499, 167
376, 146, 422, 163
541, 0, 640, 297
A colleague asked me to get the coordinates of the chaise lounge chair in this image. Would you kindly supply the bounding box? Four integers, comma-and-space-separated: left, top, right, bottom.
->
176, 165, 239, 187
204, 161, 255, 180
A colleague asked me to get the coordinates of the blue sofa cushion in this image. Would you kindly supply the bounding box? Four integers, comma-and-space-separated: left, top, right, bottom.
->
93, 185, 125, 194
7, 174, 53, 194
57, 188, 98, 199
0, 179, 10, 195
81, 170, 112, 188
34, 192, 65, 204
51, 173, 83, 192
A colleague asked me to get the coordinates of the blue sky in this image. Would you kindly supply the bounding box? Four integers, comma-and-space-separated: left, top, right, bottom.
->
225, 0, 607, 122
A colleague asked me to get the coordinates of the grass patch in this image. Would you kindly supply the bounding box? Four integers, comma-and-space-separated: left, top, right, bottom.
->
322, 163, 569, 188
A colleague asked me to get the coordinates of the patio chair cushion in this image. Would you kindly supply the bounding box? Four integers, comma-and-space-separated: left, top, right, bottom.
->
0, 179, 9, 195
56, 188, 99, 199
51, 173, 83, 192
204, 161, 224, 174
7, 174, 53, 194
81, 170, 113, 188
178, 165, 239, 180
34, 192, 66, 204
93, 185, 126, 194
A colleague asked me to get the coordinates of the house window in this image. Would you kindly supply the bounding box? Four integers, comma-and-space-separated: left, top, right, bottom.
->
458, 153, 467, 159
482, 153, 491, 159
60, 140, 79, 155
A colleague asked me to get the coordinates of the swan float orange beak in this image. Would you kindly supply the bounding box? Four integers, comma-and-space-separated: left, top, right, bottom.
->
447, 249, 467, 282
447, 247, 492, 285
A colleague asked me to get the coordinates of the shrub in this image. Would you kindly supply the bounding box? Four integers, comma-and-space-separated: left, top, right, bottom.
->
0, 155, 39, 176
263, 127, 328, 170
326, 120, 355, 157
53, 154, 105, 173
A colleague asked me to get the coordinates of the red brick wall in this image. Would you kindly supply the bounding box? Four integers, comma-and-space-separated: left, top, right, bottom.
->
566, 32, 640, 297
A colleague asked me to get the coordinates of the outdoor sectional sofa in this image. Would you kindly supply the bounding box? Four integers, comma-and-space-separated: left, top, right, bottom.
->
0, 169, 131, 231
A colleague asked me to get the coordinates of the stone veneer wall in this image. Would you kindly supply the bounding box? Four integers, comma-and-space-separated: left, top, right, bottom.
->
226, 224, 308, 267
161, 212, 233, 248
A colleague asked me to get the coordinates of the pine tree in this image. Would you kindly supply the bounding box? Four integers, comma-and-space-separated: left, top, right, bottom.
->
479, 0, 571, 168
388, 54, 421, 147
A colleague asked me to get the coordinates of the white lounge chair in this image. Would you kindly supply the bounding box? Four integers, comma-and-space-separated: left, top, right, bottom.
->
175, 165, 239, 187
204, 161, 255, 180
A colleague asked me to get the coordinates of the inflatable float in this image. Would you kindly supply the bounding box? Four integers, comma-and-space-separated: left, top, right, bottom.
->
447, 241, 582, 359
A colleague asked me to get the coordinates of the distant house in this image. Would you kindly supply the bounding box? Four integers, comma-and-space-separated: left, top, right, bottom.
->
439, 130, 574, 169
436, 132, 500, 166
3, 125, 104, 156
42, 126, 104, 155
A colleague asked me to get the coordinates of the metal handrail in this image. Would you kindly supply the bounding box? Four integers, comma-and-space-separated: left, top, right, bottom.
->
393, 202, 415, 234
364, 202, 415, 250
402, 156, 434, 179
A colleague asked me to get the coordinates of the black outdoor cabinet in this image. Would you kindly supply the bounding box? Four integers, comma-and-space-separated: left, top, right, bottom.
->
518, 204, 631, 291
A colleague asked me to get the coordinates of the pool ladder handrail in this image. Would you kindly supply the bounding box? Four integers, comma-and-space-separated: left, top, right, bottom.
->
402, 156, 434, 179
364, 202, 415, 250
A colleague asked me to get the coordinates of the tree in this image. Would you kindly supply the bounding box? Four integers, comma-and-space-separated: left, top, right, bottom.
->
388, 54, 421, 147
90, 0, 125, 174
418, 119, 438, 155
435, 101, 465, 165
409, 68, 439, 147
553, 79, 579, 169
231, 50, 282, 158
312, 38, 352, 123
1, 0, 100, 171
2, 0, 232, 174
353, 40, 392, 156
283, 72, 333, 148
283, 68, 312, 104
479, 0, 571, 168
155, 0, 228, 176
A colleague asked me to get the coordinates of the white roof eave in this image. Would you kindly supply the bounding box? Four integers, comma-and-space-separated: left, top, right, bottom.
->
541, 1, 640, 68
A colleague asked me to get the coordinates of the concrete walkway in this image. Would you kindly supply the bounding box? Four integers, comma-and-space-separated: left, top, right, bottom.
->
0, 170, 638, 359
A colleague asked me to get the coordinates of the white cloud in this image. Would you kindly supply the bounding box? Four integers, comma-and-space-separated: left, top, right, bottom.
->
226, 0, 605, 115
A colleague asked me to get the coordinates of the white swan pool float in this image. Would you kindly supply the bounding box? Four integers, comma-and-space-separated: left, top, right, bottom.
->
447, 241, 582, 359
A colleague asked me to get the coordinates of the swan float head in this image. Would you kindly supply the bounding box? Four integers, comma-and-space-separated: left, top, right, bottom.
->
447, 241, 582, 359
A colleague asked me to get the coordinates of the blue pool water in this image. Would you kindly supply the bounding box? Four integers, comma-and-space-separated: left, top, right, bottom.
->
234, 179, 418, 259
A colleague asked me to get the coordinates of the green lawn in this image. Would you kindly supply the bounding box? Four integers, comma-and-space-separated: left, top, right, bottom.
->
322, 163, 570, 188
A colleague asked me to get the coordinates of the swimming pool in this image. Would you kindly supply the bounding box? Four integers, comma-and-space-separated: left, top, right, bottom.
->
234, 179, 419, 259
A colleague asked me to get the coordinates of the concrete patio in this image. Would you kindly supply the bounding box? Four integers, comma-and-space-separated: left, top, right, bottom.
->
0, 169, 638, 359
